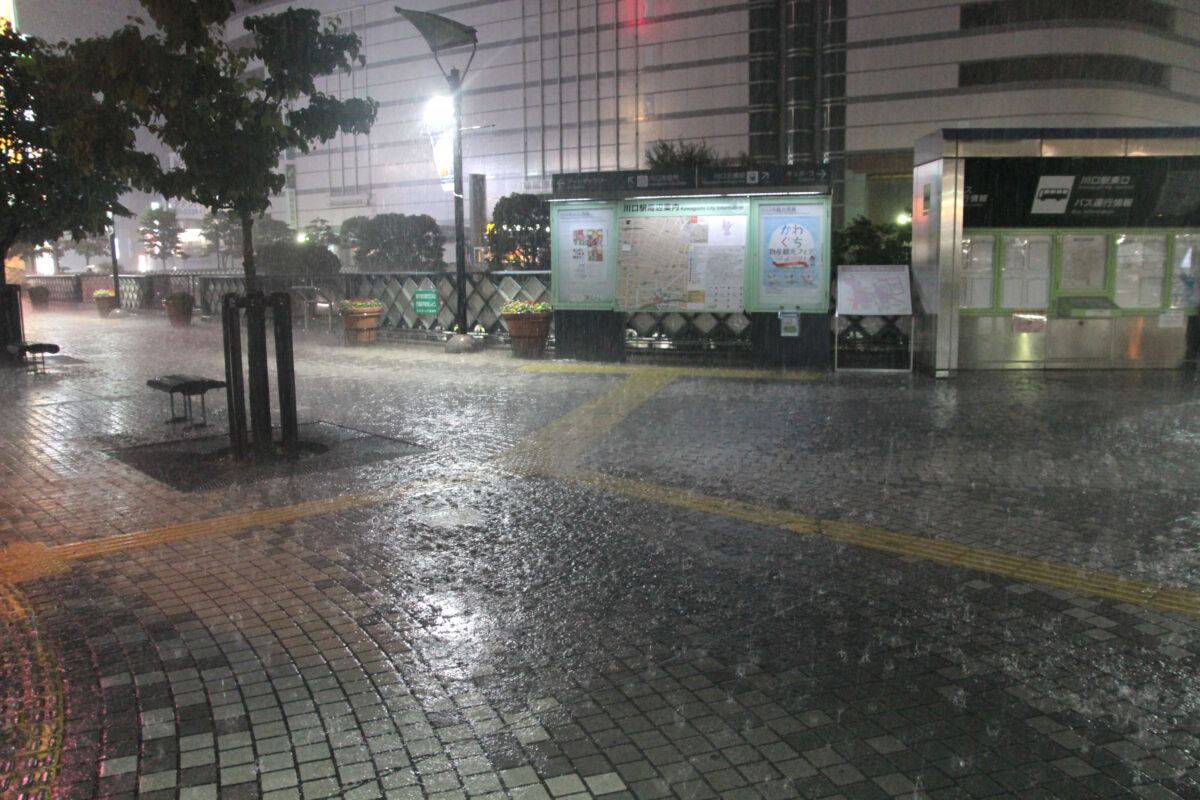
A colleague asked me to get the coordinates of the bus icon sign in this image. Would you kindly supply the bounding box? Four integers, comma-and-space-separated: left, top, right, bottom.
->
1031, 176, 1074, 214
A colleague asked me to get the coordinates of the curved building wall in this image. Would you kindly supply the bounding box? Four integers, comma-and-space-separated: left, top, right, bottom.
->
842, 0, 1200, 223
222, 0, 1200, 242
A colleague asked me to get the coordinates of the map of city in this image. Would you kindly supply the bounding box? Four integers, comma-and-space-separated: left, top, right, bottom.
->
836, 265, 912, 316
616, 215, 745, 311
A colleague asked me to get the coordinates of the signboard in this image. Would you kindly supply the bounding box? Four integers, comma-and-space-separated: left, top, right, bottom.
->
550, 194, 831, 314
414, 289, 440, 315
747, 200, 831, 312
552, 164, 829, 198
615, 198, 748, 312
551, 205, 617, 309
963, 157, 1200, 228
836, 265, 912, 316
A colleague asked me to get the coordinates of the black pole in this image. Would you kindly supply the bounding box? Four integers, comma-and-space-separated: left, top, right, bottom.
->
221, 293, 248, 460
450, 67, 468, 332
109, 225, 121, 309
244, 291, 272, 449
271, 292, 298, 453
0, 285, 23, 364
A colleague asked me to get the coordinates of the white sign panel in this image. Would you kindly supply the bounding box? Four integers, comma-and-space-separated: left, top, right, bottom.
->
553, 206, 617, 308
837, 264, 912, 316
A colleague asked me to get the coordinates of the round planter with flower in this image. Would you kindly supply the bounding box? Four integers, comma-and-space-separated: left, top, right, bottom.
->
500, 300, 553, 358
340, 298, 384, 345
93, 289, 117, 317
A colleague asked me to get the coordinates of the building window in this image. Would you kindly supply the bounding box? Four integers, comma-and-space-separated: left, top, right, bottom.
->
961, 0, 1173, 32
1059, 235, 1108, 292
1172, 234, 1199, 310
1000, 234, 1051, 310
960, 234, 995, 309
959, 55, 1166, 89
1114, 234, 1166, 309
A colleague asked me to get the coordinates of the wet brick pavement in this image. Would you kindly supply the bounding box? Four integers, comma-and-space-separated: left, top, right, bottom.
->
1, 305, 1199, 799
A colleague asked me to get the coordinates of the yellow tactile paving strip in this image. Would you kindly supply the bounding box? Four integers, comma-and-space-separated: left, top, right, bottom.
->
499, 370, 682, 477
0, 583, 64, 796
568, 470, 1200, 618
2, 365, 1198, 627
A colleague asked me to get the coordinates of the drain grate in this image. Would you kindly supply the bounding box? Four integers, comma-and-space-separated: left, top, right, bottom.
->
107, 421, 423, 492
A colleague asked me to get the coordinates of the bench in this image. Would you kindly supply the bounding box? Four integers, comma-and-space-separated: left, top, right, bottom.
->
146, 374, 227, 426
7, 342, 59, 374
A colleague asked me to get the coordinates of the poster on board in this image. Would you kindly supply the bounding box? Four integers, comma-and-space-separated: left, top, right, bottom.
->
615, 198, 748, 312
552, 206, 617, 308
752, 203, 829, 310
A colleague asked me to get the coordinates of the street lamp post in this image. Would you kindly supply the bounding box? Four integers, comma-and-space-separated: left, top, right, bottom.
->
449, 67, 467, 334
396, 7, 477, 349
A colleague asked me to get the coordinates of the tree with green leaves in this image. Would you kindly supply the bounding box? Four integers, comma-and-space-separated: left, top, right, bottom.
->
0, 22, 153, 283
645, 139, 718, 170
68, 234, 112, 269
72, 3, 377, 294
832, 215, 912, 267
339, 215, 372, 263
257, 240, 342, 278
487, 193, 549, 271
353, 214, 445, 271
201, 211, 240, 271
304, 218, 338, 248
253, 217, 294, 249
202, 212, 290, 271
138, 207, 185, 271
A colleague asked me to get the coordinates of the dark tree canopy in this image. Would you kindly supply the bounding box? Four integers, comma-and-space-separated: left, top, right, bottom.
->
486, 193, 549, 271
256, 240, 341, 278
352, 214, 445, 271
832, 216, 912, 267
644, 139, 718, 170
72, 2, 377, 292
0, 23, 153, 282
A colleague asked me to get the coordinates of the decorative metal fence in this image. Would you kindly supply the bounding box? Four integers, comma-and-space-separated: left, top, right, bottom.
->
23, 270, 755, 348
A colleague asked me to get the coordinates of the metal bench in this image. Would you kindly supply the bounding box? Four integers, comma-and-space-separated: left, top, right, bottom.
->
146, 374, 227, 426
7, 342, 59, 374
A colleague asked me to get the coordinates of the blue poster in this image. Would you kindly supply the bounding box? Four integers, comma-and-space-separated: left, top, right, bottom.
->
758, 209, 825, 307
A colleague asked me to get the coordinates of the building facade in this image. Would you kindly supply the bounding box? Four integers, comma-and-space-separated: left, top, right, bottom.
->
234, 0, 1200, 246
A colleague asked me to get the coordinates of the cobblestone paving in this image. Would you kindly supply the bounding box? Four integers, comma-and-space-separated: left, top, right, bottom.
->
1, 307, 1198, 799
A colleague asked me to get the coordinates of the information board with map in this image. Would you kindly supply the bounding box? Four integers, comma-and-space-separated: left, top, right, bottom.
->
836, 264, 912, 316
615, 198, 748, 312
551, 205, 617, 309
550, 195, 830, 314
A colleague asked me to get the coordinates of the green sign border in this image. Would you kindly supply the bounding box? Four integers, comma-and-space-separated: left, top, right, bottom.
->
744, 196, 831, 313
550, 203, 618, 310
550, 194, 832, 313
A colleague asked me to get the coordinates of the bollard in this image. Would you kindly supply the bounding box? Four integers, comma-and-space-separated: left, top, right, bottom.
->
271, 292, 298, 453
221, 293, 248, 460
244, 291, 272, 448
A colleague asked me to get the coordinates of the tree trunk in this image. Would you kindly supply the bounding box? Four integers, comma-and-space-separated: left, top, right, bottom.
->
241, 210, 258, 296
239, 211, 271, 449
